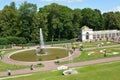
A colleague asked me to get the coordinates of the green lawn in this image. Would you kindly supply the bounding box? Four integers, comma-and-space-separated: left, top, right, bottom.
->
10, 48, 70, 61
0, 49, 43, 72
0, 49, 20, 55
58, 47, 120, 65
52, 41, 118, 48
2, 61, 120, 80
0, 49, 28, 72
0, 60, 43, 72
74, 47, 120, 62
76, 41, 118, 48
0, 61, 28, 72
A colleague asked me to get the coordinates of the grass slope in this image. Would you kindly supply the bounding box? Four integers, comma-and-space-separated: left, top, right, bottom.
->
0, 61, 28, 72
4, 61, 120, 80
0, 49, 28, 72
0, 49, 43, 72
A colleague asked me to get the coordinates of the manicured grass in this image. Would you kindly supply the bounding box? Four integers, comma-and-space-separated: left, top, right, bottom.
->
0, 49, 28, 72
74, 47, 120, 62
58, 47, 120, 65
3, 61, 120, 80
10, 48, 70, 62
75, 41, 118, 48
0, 61, 28, 72
76, 41, 118, 48
0, 49, 43, 72
0, 49, 20, 55
0, 60, 44, 72
53, 41, 118, 48
52, 44, 66, 47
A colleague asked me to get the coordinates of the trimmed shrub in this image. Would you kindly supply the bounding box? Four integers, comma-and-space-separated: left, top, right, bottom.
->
6, 36, 26, 44
0, 38, 8, 45
0, 37, 26, 45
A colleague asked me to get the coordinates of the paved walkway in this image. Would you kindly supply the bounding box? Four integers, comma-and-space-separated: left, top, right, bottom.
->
1, 47, 81, 65
0, 45, 120, 77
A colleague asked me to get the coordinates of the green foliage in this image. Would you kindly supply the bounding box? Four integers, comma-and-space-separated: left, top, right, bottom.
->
81, 8, 103, 30
0, 38, 8, 45
45, 39, 75, 45
38, 58, 42, 61
6, 36, 26, 44
103, 12, 120, 30
0, 2, 120, 43
0, 45, 11, 49
18, 1, 37, 42
0, 37, 26, 45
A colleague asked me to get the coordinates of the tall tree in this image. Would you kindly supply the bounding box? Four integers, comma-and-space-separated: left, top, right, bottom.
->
72, 9, 82, 37
81, 8, 103, 30
18, 1, 37, 42
30, 13, 40, 43
1, 2, 120, 43
0, 2, 19, 37
103, 12, 120, 30
38, 8, 49, 41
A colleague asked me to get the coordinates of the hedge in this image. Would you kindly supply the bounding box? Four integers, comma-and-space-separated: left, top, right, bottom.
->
0, 37, 26, 45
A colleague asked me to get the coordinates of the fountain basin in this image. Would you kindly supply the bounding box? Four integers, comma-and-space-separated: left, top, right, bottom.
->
10, 47, 72, 62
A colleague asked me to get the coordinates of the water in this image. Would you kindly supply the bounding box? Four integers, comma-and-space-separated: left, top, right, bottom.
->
36, 28, 47, 56
40, 28, 44, 48
35, 28, 47, 56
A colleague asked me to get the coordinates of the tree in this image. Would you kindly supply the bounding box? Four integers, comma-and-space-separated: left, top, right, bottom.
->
38, 8, 49, 41
18, 1, 37, 42
81, 8, 103, 30
72, 9, 82, 37
0, 2, 19, 37
39, 3, 70, 41
0, 2, 120, 44
47, 3, 62, 41
57, 4, 73, 39
30, 13, 40, 43
103, 12, 120, 30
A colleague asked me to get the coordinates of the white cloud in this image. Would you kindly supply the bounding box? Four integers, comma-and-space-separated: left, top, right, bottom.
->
11, 0, 25, 2
102, 6, 120, 13
38, 0, 83, 3
112, 6, 120, 12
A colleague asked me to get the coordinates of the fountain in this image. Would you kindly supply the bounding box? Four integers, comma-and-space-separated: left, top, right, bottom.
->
40, 28, 44, 49
36, 28, 47, 56
9, 29, 72, 62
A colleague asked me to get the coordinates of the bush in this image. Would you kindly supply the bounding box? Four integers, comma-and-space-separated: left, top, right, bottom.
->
45, 39, 75, 45
38, 58, 42, 61
0, 37, 26, 46
0, 38, 8, 45
6, 36, 26, 44
55, 60, 60, 63
37, 63, 42, 65
56, 56, 59, 59
0, 45, 11, 49
25, 43, 36, 46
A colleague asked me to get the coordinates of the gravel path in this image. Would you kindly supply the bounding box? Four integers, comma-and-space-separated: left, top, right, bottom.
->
0, 45, 120, 77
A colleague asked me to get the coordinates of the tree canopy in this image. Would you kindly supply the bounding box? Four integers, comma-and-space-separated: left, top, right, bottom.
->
0, 2, 120, 44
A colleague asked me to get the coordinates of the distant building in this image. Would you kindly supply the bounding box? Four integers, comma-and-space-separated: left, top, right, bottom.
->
78, 26, 120, 42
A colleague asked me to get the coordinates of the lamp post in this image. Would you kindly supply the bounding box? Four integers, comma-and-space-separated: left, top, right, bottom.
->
67, 46, 72, 64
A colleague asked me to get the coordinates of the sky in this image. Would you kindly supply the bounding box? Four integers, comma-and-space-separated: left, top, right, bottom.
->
0, 0, 120, 13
